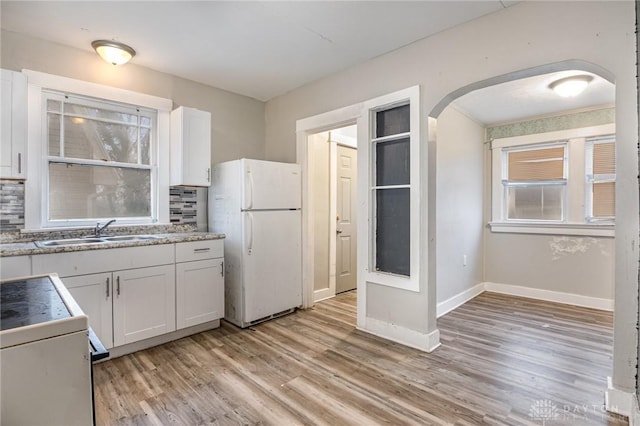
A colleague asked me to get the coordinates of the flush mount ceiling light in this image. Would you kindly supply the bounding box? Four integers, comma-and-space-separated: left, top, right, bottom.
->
91, 40, 136, 66
549, 75, 593, 98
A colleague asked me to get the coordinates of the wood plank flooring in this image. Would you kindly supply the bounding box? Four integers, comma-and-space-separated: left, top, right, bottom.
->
94, 291, 628, 425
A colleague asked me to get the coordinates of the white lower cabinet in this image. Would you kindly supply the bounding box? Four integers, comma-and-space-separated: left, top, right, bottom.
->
113, 265, 176, 346
63, 265, 177, 349
64, 273, 114, 349
175, 239, 224, 329
28, 239, 223, 352
176, 258, 224, 329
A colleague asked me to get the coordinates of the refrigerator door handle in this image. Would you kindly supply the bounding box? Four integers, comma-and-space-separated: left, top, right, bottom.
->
247, 212, 253, 255
246, 170, 254, 210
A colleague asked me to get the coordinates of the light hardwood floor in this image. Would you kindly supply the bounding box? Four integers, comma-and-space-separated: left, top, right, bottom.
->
94, 291, 628, 425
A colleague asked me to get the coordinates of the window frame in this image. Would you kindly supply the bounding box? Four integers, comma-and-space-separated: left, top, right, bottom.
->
42, 91, 158, 227
24, 70, 172, 231
358, 85, 421, 292
501, 141, 568, 223
585, 136, 616, 223
490, 123, 615, 237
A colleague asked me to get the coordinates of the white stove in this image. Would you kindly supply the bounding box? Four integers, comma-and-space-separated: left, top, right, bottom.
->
1, 273, 99, 425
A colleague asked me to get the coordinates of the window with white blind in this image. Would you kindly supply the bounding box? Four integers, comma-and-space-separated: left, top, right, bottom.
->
503, 144, 567, 221
490, 124, 615, 236
586, 137, 615, 221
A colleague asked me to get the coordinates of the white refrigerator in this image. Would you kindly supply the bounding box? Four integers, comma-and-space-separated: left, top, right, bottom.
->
209, 159, 302, 328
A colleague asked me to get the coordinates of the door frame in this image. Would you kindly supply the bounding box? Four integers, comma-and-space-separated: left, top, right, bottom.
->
296, 103, 362, 309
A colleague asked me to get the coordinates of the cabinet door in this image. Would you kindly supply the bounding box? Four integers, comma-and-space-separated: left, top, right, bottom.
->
113, 265, 176, 346
170, 106, 211, 187
176, 258, 224, 329
63, 273, 114, 349
1, 69, 26, 179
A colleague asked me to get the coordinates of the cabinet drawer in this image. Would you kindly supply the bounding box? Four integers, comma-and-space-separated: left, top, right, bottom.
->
175, 239, 223, 263
0, 256, 31, 280
32, 244, 175, 277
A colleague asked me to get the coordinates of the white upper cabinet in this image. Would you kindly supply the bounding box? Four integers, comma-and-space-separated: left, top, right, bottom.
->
1, 69, 27, 179
170, 106, 211, 187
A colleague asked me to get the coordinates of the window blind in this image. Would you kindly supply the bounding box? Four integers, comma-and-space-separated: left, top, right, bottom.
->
508, 146, 565, 181
593, 142, 615, 175
591, 141, 615, 217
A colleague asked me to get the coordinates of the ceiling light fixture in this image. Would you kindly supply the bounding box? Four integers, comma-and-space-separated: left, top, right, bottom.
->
549, 75, 593, 98
91, 40, 136, 66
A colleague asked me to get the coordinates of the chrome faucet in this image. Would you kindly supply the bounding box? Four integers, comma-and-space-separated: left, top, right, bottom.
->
95, 219, 116, 237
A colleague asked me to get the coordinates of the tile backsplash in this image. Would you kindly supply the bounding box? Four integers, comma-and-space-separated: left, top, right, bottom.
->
0, 181, 207, 233
0, 180, 25, 232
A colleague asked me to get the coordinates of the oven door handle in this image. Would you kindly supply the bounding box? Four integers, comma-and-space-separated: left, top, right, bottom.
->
89, 327, 109, 363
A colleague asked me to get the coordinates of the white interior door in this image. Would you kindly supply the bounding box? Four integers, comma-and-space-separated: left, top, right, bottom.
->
336, 145, 357, 293
243, 210, 302, 323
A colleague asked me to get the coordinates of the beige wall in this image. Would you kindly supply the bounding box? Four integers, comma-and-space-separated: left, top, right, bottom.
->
436, 106, 485, 303
1, 30, 266, 164
265, 1, 638, 392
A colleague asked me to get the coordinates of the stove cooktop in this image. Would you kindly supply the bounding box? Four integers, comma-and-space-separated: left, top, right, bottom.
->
0, 276, 71, 331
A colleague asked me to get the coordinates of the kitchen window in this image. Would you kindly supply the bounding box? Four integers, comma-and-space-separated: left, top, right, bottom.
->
490, 124, 615, 236
24, 70, 172, 230
44, 92, 156, 224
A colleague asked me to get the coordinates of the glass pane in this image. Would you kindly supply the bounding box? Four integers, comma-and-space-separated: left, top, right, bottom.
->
375, 188, 410, 276
140, 127, 151, 165
47, 113, 61, 156
593, 182, 615, 217
140, 116, 152, 128
507, 185, 563, 220
64, 117, 138, 163
65, 103, 137, 124
49, 163, 151, 220
376, 138, 409, 186
47, 99, 61, 112
376, 104, 410, 138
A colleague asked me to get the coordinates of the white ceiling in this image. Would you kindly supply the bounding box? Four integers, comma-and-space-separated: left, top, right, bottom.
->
1, 2, 614, 124
1, 1, 514, 102
453, 70, 615, 126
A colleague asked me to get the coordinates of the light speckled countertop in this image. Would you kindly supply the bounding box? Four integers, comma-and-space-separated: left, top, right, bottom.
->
0, 226, 224, 257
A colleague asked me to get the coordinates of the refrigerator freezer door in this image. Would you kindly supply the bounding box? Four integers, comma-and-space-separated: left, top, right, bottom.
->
242, 159, 301, 210
242, 210, 302, 323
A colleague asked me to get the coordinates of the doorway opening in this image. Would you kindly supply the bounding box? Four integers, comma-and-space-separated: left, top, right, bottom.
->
308, 125, 358, 302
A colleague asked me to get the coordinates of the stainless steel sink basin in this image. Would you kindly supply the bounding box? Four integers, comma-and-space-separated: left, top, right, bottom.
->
35, 235, 166, 248
101, 235, 165, 242
35, 238, 107, 248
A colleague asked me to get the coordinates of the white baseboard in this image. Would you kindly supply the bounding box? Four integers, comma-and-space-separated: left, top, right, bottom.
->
358, 317, 441, 353
606, 376, 633, 417
313, 287, 335, 303
483, 282, 614, 311
437, 283, 485, 318
630, 394, 640, 426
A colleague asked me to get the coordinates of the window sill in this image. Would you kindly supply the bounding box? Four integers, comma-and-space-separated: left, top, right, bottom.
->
488, 222, 614, 237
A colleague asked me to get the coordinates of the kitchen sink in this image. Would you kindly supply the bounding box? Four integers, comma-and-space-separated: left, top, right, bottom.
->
35, 235, 166, 248
101, 235, 165, 242
35, 238, 107, 248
